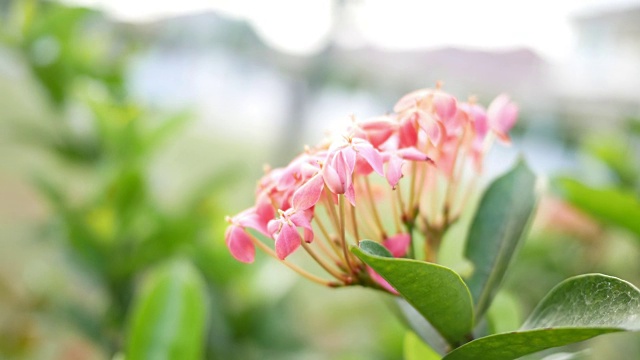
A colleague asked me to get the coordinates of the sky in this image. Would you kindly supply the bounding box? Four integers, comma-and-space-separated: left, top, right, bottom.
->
64, 0, 640, 62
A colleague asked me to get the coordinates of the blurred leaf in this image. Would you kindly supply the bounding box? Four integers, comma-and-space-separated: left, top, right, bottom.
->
627, 118, 640, 137
126, 259, 207, 360
554, 177, 640, 238
352, 241, 474, 346
142, 111, 193, 155
486, 291, 521, 335
443, 274, 640, 360
464, 159, 538, 321
583, 135, 639, 188
404, 331, 441, 360
392, 299, 449, 356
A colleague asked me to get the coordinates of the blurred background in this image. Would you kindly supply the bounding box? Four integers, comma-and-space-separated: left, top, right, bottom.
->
1, 0, 639, 359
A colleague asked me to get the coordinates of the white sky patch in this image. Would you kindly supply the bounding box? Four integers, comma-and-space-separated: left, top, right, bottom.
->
62, 0, 640, 61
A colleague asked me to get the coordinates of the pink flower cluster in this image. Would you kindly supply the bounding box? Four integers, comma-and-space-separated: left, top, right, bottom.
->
225, 84, 518, 289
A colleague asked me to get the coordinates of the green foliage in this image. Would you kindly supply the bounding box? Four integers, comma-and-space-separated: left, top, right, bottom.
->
404, 331, 441, 360
352, 241, 474, 346
1, 0, 129, 106
443, 274, 640, 360
553, 123, 640, 241
553, 177, 640, 239
356, 162, 640, 359
465, 159, 538, 320
2, 2, 299, 358
127, 259, 208, 360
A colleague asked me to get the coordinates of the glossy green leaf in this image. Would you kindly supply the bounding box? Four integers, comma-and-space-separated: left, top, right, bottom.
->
554, 177, 640, 238
404, 331, 442, 360
352, 241, 474, 345
465, 159, 538, 321
126, 259, 208, 360
443, 274, 640, 360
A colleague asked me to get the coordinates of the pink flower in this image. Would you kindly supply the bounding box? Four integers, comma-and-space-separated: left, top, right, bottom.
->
225, 208, 270, 263
383, 147, 433, 188
382, 233, 411, 257
224, 83, 519, 291
459, 102, 489, 172
349, 116, 396, 148
267, 208, 314, 260
323, 136, 384, 205
487, 94, 518, 144
225, 225, 255, 263
292, 172, 325, 210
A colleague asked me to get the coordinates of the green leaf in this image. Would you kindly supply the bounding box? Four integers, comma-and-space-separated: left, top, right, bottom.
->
126, 259, 208, 360
554, 177, 640, 238
486, 291, 522, 335
352, 241, 474, 345
443, 274, 640, 360
465, 159, 538, 321
393, 298, 449, 355
404, 331, 442, 360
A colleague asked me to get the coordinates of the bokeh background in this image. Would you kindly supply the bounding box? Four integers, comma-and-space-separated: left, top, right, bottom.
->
1, 0, 639, 359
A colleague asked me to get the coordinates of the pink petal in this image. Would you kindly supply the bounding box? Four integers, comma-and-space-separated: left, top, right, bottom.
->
385, 154, 404, 188
225, 225, 255, 263
422, 115, 446, 146
367, 266, 398, 295
255, 197, 275, 230
382, 233, 411, 257
443, 107, 467, 132
290, 211, 315, 243
267, 219, 281, 237
275, 224, 301, 260
359, 117, 395, 147
487, 94, 518, 143
345, 183, 356, 206
323, 162, 345, 194
397, 147, 431, 162
399, 115, 418, 148
393, 89, 429, 113
292, 173, 324, 210
342, 148, 357, 174
461, 103, 488, 139
237, 208, 270, 237
433, 92, 457, 121
354, 140, 384, 176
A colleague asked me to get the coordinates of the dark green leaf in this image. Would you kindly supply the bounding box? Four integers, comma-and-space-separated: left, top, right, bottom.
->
352, 241, 474, 345
359, 239, 393, 257
126, 259, 208, 360
465, 159, 538, 321
443, 274, 640, 360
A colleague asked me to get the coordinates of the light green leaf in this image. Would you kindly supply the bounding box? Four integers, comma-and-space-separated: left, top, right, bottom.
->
352, 241, 474, 345
404, 331, 442, 360
486, 291, 522, 335
393, 298, 449, 355
465, 159, 538, 321
443, 274, 640, 360
554, 177, 640, 238
126, 259, 208, 360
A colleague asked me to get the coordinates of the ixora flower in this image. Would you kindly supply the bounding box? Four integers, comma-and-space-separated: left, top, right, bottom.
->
224, 83, 518, 292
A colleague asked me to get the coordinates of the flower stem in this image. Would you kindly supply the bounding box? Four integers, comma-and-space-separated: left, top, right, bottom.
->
247, 232, 340, 287
363, 176, 387, 239
301, 241, 348, 282
339, 195, 356, 276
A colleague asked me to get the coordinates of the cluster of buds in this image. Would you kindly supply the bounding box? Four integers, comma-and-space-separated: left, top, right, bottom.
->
225, 83, 518, 291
